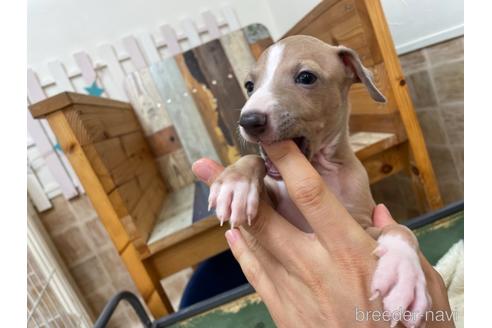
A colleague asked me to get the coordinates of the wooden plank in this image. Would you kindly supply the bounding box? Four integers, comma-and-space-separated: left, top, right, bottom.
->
122, 35, 148, 70
85, 137, 128, 172
192, 40, 256, 155
121, 131, 150, 157
149, 57, 220, 163
156, 150, 195, 191
138, 33, 161, 65
222, 6, 241, 31
175, 53, 239, 164
125, 69, 173, 136
160, 24, 181, 57
120, 244, 173, 316
351, 132, 399, 160
220, 30, 257, 98
64, 105, 141, 145
73, 51, 97, 85
350, 111, 407, 141
362, 0, 442, 209
150, 224, 229, 278
30, 92, 131, 118
362, 142, 407, 184
48, 61, 75, 92
181, 18, 202, 48
146, 126, 183, 157
98, 44, 128, 100
108, 178, 142, 218
202, 11, 222, 39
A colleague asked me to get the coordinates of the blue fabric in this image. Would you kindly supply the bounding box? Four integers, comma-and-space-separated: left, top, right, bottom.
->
179, 250, 247, 309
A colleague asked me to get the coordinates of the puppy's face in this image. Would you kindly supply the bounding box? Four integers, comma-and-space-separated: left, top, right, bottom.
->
239, 36, 385, 179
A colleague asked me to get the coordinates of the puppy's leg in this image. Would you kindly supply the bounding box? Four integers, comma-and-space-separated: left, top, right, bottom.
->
369, 225, 431, 328
209, 155, 266, 228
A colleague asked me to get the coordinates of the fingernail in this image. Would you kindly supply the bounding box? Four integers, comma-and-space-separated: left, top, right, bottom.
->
192, 160, 214, 182
219, 216, 224, 227
378, 203, 391, 218
369, 290, 380, 301
208, 203, 212, 211
225, 229, 238, 245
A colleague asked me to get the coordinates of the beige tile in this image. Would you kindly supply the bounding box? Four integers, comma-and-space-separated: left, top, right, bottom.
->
438, 179, 464, 204
426, 37, 463, 65
86, 284, 115, 316
440, 102, 464, 145
432, 60, 464, 103
161, 267, 193, 311
99, 247, 128, 280
69, 195, 98, 222
416, 109, 448, 146
71, 257, 108, 295
86, 218, 111, 248
399, 49, 427, 72
428, 146, 460, 182
406, 70, 437, 108
452, 146, 464, 182
38, 195, 77, 234
52, 226, 93, 266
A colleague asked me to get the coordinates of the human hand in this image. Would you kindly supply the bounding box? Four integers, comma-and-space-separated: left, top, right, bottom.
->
192, 140, 453, 327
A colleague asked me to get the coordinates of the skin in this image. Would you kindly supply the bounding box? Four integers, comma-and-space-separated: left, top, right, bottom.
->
208, 36, 433, 326
192, 142, 454, 328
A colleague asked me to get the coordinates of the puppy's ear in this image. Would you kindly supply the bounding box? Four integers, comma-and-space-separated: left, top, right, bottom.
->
337, 46, 386, 103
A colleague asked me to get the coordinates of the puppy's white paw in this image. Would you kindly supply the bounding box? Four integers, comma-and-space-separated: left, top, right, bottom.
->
371, 235, 431, 328
209, 169, 260, 228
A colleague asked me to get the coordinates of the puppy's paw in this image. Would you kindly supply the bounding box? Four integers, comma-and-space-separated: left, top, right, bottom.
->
371, 235, 431, 328
209, 167, 262, 228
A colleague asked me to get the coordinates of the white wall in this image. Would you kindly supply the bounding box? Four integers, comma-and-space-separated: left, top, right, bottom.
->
381, 0, 464, 54
28, 0, 463, 79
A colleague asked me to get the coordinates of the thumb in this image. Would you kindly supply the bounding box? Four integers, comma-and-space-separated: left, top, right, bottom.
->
192, 158, 224, 186
372, 203, 397, 228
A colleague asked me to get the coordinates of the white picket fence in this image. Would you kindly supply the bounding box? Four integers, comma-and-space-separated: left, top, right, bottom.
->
27, 7, 241, 211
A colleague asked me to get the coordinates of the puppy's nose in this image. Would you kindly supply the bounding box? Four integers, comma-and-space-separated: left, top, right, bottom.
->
239, 112, 267, 136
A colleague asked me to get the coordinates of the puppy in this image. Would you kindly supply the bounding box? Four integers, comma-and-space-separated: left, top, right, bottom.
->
209, 35, 430, 327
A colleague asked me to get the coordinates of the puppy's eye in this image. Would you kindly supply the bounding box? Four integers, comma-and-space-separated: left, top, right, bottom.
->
295, 71, 317, 85
244, 81, 254, 94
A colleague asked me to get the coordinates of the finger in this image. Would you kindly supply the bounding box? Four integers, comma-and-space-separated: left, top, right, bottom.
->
216, 185, 233, 223
230, 182, 249, 228
372, 203, 397, 228
192, 158, 224, 186
244, 199, 318, 272
262, 140, 363, 241
225, 229, 279, 304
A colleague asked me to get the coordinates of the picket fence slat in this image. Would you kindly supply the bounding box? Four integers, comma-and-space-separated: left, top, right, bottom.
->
48, 61, 75, 92
202, 11, 222, 39
73, 51, 97, 85
222, 6, 240, 31
181, 18, 202, 48
98, 44, 128, 100
122, 35, 148, 70
160, 24, 182, 56
138, 33, 162, 65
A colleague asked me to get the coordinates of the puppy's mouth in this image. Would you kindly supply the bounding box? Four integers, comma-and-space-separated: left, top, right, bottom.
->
261, 136, 310, 180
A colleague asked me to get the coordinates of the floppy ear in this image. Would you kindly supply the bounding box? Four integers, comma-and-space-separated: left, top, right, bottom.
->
337, 46, 386, 103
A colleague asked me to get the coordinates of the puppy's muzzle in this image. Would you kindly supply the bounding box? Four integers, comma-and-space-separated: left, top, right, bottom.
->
239, 112, 267, 137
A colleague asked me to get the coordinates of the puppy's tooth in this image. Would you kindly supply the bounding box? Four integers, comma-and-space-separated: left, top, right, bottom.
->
369, 290, 380, 301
